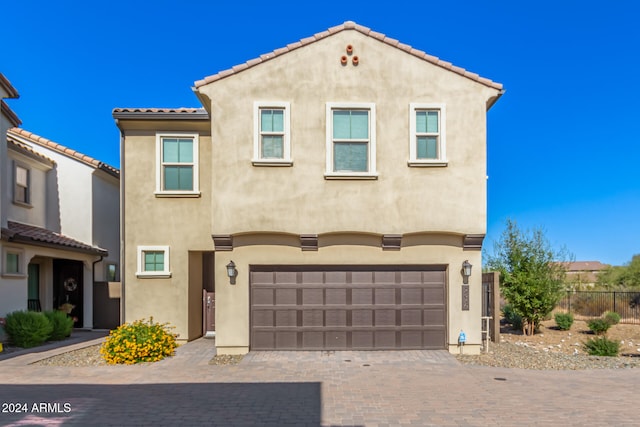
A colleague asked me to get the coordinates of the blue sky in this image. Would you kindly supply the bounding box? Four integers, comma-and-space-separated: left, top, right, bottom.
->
2, 1, 638, 266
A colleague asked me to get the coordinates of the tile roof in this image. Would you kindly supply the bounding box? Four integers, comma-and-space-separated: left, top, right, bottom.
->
8, 138, 55, 165
2, 221, 108, 256
1, 100, 21, 126
194, 21, 503, 91
565, 261, 609, 272
0, 73, 19, 98
112, 107, 210, 119
8, 128, 120, 178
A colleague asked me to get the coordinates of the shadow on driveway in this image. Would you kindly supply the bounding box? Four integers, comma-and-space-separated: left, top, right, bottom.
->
0, 382, 325, 426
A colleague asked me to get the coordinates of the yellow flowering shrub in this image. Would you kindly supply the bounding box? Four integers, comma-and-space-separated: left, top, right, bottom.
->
100, 318, 177, 364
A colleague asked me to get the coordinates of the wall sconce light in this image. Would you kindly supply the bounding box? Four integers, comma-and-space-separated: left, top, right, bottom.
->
226, 260, 238, 285
462, 260, 472, 284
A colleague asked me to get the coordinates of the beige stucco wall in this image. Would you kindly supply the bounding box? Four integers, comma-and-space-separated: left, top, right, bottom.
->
198, 30, 499, 236
121, 127, 212, 340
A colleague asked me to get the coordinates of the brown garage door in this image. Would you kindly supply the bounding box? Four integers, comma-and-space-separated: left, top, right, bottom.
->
250, 266, 447, 350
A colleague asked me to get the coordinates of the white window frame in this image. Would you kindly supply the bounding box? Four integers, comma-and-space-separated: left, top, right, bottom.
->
155, 132, 200, 197
325, 102, 377, 179
13, 162, 31, 206
2, 246, 26, 278
136, 246, 171, 278
252, 101, 292, 166
409, 103, 447, 167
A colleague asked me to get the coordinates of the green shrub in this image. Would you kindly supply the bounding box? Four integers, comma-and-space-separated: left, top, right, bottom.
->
44, 310, 74, 341
588, 318, 611, 335
4, 311, 53, 348
100, 318, 177, 365
604, 311, 621, 325
502, 304, 523, 331
554, 312, 574, 330
583, 336, 620, 356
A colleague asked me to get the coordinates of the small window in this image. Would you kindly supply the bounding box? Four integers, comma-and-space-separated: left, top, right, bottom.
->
325, 103, 377, 179
106, 263, 118, 282
14, 163, 30, 205
2, 247, 25, 277
409, 103, 447, 166
155, 133, 200, 196
136, 246, 171, 278
253, 102, 292, 166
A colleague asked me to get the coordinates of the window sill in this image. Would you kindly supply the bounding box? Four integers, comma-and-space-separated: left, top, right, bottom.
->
136, 272, 172, 279
324, 173, 379, 180
154, 191, 201, 198
407, 160, 448, 167
1, 273, 27, 279
12, 201, 33, 209
251, 159, 294, 167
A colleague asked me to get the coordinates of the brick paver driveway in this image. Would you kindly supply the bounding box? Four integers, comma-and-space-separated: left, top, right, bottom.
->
1, 338, 638, 426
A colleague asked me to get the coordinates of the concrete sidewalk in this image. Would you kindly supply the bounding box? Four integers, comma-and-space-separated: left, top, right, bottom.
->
1, 337, 639, 426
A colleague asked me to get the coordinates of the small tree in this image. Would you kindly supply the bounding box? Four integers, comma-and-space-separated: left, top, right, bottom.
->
485, 219, 569, 335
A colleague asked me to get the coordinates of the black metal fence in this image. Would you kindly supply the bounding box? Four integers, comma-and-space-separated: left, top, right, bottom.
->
557, 291, 640, 324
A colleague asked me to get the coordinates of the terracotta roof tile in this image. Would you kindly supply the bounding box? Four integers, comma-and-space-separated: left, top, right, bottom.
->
7, 138, 55, 164
7, 128, 119, 178
2, 221, 108, 256
112, 107, 205, 114
194, 21, 503, 91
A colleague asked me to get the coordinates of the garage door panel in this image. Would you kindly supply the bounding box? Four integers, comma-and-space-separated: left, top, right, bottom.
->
302, 288, 323, 305
352, 309, 373, 326
275, 288, 297, 305
253, 310, 274, 327
302, 310, 323, 326
424, 308, 445, 325
250, 266, 446, 350
253, 289, 274, 305
326, 309, 347, 327
375, 289, 395, 304
326, 288, 347, 305
352, 288, 373, 305
275, 331, 297, 348
275, 310, 297, 327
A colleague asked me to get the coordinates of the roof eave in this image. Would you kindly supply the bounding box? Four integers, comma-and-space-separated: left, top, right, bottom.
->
111, 110, 210, 120
1, 230, 108, 257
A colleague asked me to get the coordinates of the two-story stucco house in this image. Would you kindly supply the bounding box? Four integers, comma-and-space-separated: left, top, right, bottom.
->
0, 73, 121, 330
114, 22, 503, 355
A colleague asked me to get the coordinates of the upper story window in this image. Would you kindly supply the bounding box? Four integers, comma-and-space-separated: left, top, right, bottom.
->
136, 245, 171, 278
155, 133, 200, 197
325, 103, 377, 179
13, 163, 30, 205
253, 102, 292, 166
409, 103, 447, 167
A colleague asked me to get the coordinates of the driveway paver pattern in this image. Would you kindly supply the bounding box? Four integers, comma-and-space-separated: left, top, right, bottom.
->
1, 337, 638, 426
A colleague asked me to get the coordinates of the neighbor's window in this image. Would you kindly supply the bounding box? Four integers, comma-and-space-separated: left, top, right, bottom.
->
2, 247, 25, 277
409, 103, 447, 166
106, 263, 118, 282
253, 102, 291, 165
136, 246, 171, 278
156, 133, 199, 196
325, 103, 377, 178
14, 164, 30, 204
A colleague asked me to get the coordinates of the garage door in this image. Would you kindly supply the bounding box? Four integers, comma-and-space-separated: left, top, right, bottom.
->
250, 266, 446, 350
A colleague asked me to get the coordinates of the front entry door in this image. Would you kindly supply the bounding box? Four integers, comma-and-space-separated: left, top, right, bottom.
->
53, 260, 83, 327
203, 291, 215, 334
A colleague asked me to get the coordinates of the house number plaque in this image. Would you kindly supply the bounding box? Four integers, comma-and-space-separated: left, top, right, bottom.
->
462, 284, 470, 311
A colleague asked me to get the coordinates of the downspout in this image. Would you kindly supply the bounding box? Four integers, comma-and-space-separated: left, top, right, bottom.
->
92, 255, 104, 283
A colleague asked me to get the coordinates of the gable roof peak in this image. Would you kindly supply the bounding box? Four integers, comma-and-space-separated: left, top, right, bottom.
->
194, 21, 503, 92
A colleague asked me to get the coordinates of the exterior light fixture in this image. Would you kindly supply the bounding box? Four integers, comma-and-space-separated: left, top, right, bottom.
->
462, 260, 472, 284
226, 260, 238, 285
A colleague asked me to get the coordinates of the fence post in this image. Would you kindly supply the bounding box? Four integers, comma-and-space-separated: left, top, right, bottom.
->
614, 292, 617, 314
568, 291, 571, 313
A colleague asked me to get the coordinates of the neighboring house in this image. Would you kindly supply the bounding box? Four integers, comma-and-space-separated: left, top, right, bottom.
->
0, 73, 121, 329
114, 21, 504, 355
564, 261, 609, 289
